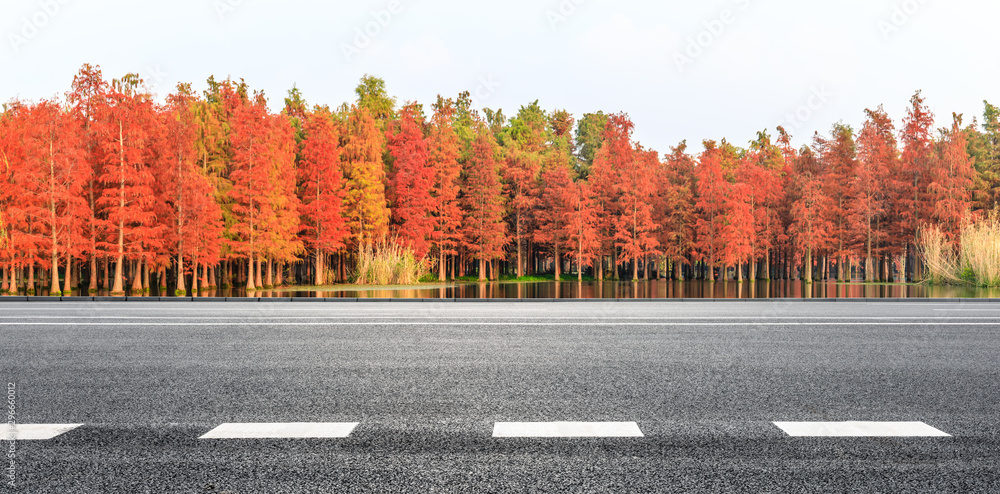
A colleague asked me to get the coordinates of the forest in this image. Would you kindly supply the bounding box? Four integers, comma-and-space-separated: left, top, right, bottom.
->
0, 64, 998, 295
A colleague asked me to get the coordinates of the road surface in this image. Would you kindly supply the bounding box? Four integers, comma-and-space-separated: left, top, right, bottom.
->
2, 300, 999, 492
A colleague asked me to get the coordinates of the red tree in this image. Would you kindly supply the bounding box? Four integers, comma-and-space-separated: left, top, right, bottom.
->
536, 165, 572, 280
739, 131, 785, 280
66, 64, 108, 293
23, 101, 89, 295
657, 142, 696, 280
929, 113, 975, 241
855, 106, 897, 281
721, 181, 756, 281
158, 84, 224, 295
95, 74, 161, 295
897, 90, 936, 278
227, 87, 278, 290
563, 176, 601, 281
387, 103, 434, 259
298, 106, 349, 285
462, 123, 508, 281
694, 141, 732, 281
789, 148, 834, 283
428, 97, 463, 280
614, 146, 660, 280
815, 124, 858, 280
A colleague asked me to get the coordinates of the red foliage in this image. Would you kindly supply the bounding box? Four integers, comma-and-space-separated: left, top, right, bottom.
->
157, 84, 224, 293
428, 99, 463, 280
94, 74, 162, 294
386, 103, 434, 259
657, 142, 696, 278
929, 114, 975, 240
298, 106, 349, 284
693, 141, 732, 280
462, 123, 508, 280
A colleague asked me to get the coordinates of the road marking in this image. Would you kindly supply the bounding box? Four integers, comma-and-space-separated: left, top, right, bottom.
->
199, 422, 359, 439
492, 422, 644, 438
1, 315, 996, 320
773, 421, 951, 437
1, 322, 997, 326
0, 424, 83, 440
934, 308, 1000, 311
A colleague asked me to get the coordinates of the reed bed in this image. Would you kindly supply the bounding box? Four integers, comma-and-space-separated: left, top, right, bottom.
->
352, 241, 428, 286
920, 213, 1000, 286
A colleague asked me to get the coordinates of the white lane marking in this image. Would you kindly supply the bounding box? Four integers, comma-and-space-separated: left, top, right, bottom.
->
492, 422, 644, 438
0, 424, 83, 440
934, 308, 1000, 311
199, 422, 359, 439
1, 322, 997, 326
1, 316, 995, 320
773, 421, 951, 437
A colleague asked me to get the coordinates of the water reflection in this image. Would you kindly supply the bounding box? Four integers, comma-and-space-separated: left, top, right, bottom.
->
12, 280, 997, 299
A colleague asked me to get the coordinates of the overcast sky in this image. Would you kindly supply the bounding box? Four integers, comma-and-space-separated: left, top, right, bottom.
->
2, 0, 996, 153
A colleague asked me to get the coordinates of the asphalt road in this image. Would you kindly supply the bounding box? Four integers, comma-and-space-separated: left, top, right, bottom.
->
2, 300, 999, 493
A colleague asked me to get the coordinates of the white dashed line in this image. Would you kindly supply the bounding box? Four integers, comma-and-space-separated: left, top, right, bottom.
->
773, 421, 951, 437
0, 424, 83, 440
492, 422, 644, 438
199, 422, 359, 439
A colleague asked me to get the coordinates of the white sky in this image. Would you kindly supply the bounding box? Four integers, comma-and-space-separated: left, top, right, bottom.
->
2, 0, 996, 153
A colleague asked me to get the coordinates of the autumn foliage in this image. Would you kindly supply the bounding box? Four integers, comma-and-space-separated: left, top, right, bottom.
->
0, 65, 995, 294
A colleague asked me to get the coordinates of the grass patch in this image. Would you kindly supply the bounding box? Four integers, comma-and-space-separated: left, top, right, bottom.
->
920, 213, 1000, 286
353, 241, 427, 285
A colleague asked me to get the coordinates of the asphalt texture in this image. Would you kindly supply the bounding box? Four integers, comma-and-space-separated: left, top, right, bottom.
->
2, 300, 999, 493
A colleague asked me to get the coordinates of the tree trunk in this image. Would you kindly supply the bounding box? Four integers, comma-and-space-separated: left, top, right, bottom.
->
176, 253, 186, 294
142, 259, 150, 292
439, 246, 446, 282
554, 244, 561, 282
89, 256, 98, 292
50, 250, 61, 296
804, 248, 813, 283
516, 219, 523, 278
130, 258, 143, 294
255, 258, 263, 289
63, 254, 73, 295
478, 257, 486, 282
111, 250, 124, 295
247, 254, 256, 291
11, 265, 18, 295
315, 249, 324, 286
191, 262, 199, 294
265, 257, 273, 288
897, 252, 907, 283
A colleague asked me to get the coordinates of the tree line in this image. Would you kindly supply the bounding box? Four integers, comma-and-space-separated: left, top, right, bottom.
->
1, 64, 997, 295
